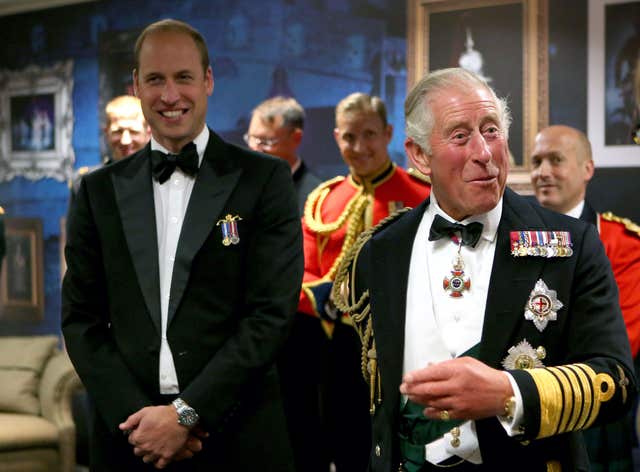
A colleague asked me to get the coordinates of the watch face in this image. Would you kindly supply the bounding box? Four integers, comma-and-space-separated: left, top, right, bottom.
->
174, 399, 199, 427
179, 408, 199, 427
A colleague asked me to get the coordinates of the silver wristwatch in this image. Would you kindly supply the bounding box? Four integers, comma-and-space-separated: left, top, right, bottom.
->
172, 398, 199, 427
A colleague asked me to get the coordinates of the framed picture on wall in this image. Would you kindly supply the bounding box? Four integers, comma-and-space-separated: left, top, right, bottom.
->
0, 217, 44, 321
407, 0, 549, 193
0, 61, 75, 182
588, 0, 640, 166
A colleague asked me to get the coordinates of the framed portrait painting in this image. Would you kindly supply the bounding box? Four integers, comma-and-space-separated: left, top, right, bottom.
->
0, 61, 75, 182
0, 217, 44, 321
407, 0, 549, 193
588, 0, 640, 166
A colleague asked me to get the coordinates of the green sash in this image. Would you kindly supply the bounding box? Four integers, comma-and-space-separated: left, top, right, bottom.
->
398, 343, 481, 472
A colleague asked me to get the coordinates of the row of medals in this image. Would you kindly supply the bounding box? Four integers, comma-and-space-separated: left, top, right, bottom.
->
511, 243, 573, 258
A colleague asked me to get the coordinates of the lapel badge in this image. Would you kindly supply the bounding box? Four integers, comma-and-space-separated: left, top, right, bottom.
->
525, 279, 563, 332
216, 214, 242, 246
501, 339, 546, 370
510, 231, 573, 258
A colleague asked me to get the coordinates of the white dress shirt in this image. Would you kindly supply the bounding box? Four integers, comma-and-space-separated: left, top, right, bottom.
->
566, 200, 585, 219
404, 191, 523, 465
151, 126, 209, 394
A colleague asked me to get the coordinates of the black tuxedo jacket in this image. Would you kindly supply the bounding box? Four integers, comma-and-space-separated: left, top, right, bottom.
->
62, 130, 303, 470
347, 188, 635, 471
292, 160, 321, 216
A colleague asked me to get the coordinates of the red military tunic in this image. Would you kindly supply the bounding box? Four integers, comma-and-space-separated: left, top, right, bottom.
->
599, 212, 640, 357
299, 163, 431, 332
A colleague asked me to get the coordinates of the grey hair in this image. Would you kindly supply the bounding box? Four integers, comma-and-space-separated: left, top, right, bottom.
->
251, 96, 305, 130
405, 68, 511, 154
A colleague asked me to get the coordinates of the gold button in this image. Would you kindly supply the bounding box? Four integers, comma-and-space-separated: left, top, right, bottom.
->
375, 444, 381, 457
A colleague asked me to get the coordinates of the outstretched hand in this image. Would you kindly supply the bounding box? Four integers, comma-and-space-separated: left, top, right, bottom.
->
400, 356, 513, 421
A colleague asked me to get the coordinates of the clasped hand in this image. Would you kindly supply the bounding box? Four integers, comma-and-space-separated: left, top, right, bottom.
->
399, 357, 513, 421
119, 405, 209, 469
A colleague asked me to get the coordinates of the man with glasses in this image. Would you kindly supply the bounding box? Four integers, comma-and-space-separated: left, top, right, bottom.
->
245, 96, 321, 215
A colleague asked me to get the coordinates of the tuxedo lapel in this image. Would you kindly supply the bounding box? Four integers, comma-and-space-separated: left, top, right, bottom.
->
479, 189, 547, 367
168, 131, 242, 324
370, 201, 427, 402
111, 146, 162, 334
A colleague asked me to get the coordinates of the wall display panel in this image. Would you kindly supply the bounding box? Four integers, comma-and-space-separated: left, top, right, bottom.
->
407, 0, 549, 193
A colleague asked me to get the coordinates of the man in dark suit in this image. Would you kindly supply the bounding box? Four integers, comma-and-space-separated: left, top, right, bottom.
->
244, 95, 321, 216
332, 68, 636, 471
62, 19, 303, 471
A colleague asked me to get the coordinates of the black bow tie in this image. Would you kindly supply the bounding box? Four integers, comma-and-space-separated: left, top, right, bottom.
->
428, 214, 484, 248
150, 142, 199, 184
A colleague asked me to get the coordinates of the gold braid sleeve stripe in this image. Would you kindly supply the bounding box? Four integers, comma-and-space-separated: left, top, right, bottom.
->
546, 367, 574, 434
527, 364, 616, 439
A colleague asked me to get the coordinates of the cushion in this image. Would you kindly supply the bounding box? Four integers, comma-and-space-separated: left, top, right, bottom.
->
0, 413, 58, 450
0, 336, 58, 415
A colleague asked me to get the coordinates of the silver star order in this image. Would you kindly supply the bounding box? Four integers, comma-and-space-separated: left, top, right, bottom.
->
524, 279, 563, 332
501, 339, 545, 370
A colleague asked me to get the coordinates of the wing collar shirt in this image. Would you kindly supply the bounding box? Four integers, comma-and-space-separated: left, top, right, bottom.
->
151, 125, 209, 394
404, 190, 523, 465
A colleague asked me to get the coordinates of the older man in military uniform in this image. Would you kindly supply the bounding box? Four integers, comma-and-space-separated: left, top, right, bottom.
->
333, 68, 635, 471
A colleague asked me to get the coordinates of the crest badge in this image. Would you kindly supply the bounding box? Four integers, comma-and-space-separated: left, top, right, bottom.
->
502, 339, 546, 370
216, 214, 242, 246
525, 279, 563, 332
443, 247, 471, 297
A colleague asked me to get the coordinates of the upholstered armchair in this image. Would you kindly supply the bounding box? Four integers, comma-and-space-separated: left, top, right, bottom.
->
0, 336, 83, 472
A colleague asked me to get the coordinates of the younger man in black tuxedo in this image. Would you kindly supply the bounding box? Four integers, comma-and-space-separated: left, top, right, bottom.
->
62, 19, 302, 471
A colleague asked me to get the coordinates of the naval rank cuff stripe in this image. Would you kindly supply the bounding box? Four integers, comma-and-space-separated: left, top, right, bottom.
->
546, 367, 572, 434
566, 365, 594, 431
526, 363, 616, 439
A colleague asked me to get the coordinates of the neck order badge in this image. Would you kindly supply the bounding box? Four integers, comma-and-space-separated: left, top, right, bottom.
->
429, 215, 483, 298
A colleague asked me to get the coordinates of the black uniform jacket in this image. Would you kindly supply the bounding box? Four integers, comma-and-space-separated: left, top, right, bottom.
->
344, 188, 635, 472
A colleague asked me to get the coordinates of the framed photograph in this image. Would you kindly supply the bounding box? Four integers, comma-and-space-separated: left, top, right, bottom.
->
407, 0, 549, 193
588, 0, 640, 166
0, 61, 75, 182
0, 217, 44, 321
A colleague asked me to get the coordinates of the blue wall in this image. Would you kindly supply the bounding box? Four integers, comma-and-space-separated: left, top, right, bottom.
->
2, 0, 638, 337
0, 0, 409, 335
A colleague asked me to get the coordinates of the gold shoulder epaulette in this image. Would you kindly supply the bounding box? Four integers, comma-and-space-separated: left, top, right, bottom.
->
78, 166, 90, 176
303, 176, 350, 235
407, 167, 431, 184
601, 211, 640, 238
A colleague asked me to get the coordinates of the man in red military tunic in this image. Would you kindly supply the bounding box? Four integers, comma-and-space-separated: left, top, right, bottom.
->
280, 92, 430, 472
531, 124, 640, 471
